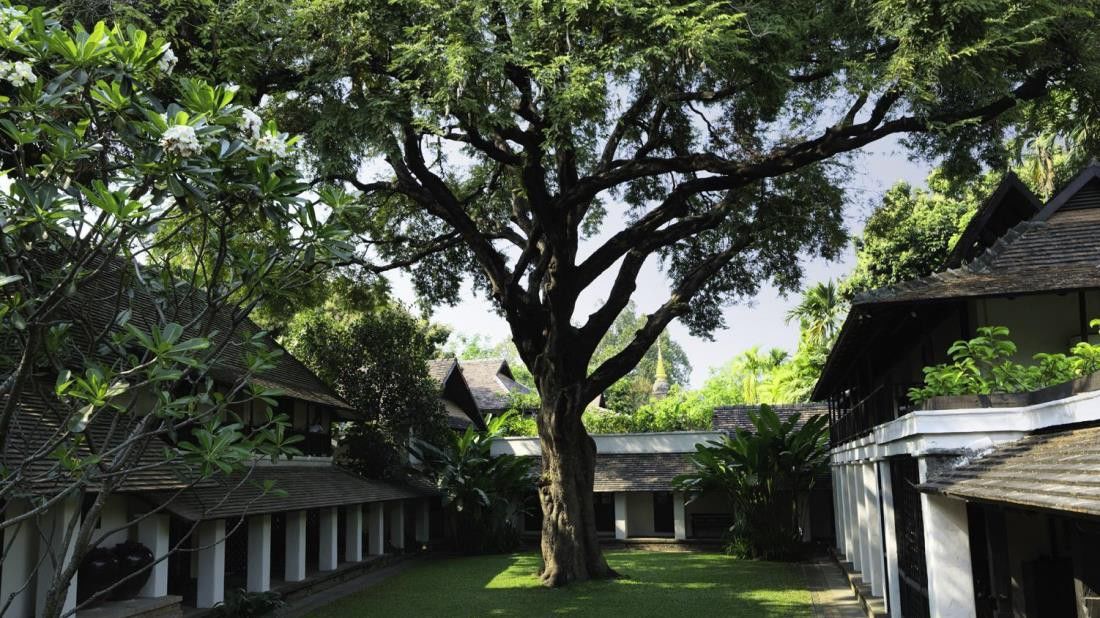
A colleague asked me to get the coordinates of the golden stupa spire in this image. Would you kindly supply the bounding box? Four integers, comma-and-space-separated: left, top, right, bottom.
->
652, 336, 670, 399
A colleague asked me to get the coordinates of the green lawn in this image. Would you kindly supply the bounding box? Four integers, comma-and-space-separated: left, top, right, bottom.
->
307, 550, 811, 617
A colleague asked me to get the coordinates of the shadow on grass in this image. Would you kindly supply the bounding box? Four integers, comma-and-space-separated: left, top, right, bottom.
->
307, 550, 812, 617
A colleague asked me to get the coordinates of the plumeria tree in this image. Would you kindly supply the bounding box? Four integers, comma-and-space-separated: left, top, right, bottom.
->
0, 6, 353, 616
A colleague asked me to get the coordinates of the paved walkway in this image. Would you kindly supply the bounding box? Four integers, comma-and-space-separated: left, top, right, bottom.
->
801, 556, 866, 618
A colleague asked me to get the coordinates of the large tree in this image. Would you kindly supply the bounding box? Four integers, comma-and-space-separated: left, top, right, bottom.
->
56, 0, 1100, 585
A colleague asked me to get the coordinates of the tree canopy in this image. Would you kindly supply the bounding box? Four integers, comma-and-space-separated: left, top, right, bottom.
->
282, 300, 450, 479
45, 0, 1100, 587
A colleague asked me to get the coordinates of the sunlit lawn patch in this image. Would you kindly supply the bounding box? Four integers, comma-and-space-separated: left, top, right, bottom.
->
308, 550, 810, 617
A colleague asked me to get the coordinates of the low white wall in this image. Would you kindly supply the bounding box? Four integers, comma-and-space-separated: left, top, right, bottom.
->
491, 431, 724, 457
831, 386, 1100, 463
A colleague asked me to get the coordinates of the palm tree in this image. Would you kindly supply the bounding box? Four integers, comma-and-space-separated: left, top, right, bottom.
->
786, 281, 844, 348
675, 405, 829, 559
737, 347, 788, 403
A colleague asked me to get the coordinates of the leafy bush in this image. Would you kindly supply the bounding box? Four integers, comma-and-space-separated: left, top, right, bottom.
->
675, 405, 828, 560
909, 324, 1100, 404
580, 387, 711, 434
213, 589, 286, 617
410, 412, 532, 554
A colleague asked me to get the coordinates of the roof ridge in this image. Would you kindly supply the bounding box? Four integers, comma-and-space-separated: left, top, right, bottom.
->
852, 218, 1045, 305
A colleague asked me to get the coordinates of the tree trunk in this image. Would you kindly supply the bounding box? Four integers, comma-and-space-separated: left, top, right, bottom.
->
536, 382, 618, 587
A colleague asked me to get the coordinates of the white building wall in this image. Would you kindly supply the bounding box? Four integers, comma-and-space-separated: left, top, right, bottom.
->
1, 500, 36, 617
682, 492, 730, 539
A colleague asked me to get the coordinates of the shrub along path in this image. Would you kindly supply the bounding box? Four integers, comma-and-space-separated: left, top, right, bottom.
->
305, 550, 813, 617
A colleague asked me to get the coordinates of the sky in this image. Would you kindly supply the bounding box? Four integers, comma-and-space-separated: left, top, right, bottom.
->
387, 137, 933, 387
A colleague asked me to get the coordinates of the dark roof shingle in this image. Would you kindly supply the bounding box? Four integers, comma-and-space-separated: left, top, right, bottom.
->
920, 424, 1100, 517
458, 359, 530, 412
524, 453, 696, 492
712, 403, 829, 434
144, 464, 430, 520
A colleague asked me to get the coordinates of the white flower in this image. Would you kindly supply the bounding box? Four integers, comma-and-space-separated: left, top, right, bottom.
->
238, 108, 262, 137
254, 133, 290, 158
157, 47, 178, 75
160, 125, 202, 157
0, 60, 36, 87
0, 5, 24, 30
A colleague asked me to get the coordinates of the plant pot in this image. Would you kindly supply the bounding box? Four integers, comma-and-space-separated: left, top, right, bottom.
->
77, 546, 120, 606
111, 541, 154, 600
920, 392, 1031, 411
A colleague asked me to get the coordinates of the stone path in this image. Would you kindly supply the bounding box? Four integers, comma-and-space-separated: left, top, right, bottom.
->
801, 556, 867, 618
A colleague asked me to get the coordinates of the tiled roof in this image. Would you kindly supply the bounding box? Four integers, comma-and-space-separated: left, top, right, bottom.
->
458, 359, 531, 412
815, 166, 1100, 400
712, 403, 829, 434
853, 208, 1100, 306
1, 253, 354, 495
594, 453, 695, 492
426, 358, 457, 384
920, 424, 1100, 517
144, 464, 431, 521
39, 254, 350, 411
2, 388, 200, 494
428, 358, 486, 430
524, 453, 695, 492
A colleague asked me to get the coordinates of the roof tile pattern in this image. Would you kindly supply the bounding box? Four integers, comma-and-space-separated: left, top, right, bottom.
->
594, 453, 695, 492
426, 359, 457, 384
854, 208, 1100, 306
712, 403, 829, 434
2, 389, 200, 492
920, 425, 1100, 516
458, 359, 530, 412
145, 464, 430, 521
526, 453, 695, 492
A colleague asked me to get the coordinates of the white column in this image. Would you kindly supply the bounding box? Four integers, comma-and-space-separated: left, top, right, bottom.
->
285, 510, 307, 582
389, 502, 405, 551
878, 460, 902, 616
196, 519, 226, 609
415, 500, 431, 544
35, 495, 80, 618
614, 493, 628, 540
2, 500, 36, 617
847, 465, 862, 572
672, 491, 687, 541
922, 489, 976, 617
368, 503, 385, 555
858, 463, 875, 580
247, 514, 272, 592
837, 465, 852, 559
345, 505, 364, 562
831, 466, 844, 552
138, 513, 170, 598
319, 507, 339, 571
864, 462, 885, 596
